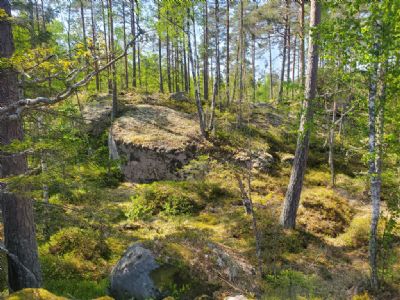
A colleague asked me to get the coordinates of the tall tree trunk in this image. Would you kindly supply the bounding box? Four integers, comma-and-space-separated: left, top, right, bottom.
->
130, 0, 136, 87
286, 23, 291, 83
0, 0, 42, 290
90, 0, 100, 91
157, 1, 163, 93
251, 33, 256, 102
203, 0, 209, 101
368, 59, 385, 291
101, 0, 110, 93
80, 0, 88, 54
278, 24, 287, 101
209, 0, 220, 132
225, 0, 230, 106
166, 31, 172, 92
268, 33, 273, 99
238, 0, 244, 126
67, 0, 72, 59
183, 34, 189, 93
328, 98, 337, 186
136, 0, 141, 87
122, 1, 129, 89
107, 0, 117, 119
280, 0, 321, 229
187, 8, 207, 137
298, 0, 305, 87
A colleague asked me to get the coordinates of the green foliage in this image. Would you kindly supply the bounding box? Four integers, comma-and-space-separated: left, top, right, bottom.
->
263, 270, 322, 299
127, 182, 200, 220
40, 227, 111, 282
126, 180, 231, 220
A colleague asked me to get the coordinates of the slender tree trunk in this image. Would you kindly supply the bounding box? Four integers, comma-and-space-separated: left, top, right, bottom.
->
251, 33, 256, 102
0, 0, 42, 290
278, 25, 287, 101
130, 0, 136, 87
299, 0, 305, 87
225, 0, 230, 106
67, 0, 72, 59
368, 59, 385, 291
203, 1, 209, 101
166, 31, 172, 92
287, 23, 291, 83
122, 1, 129, 89
40, 0, 45, 32
280, 0, 321, 229
136, 0, 141, 87
101, 0, 110, 93
209, 0, 220, 132
107, 0, 117, 119
80, 0, 88, 53
328, 98, 337, 186
157, 1, 163, 93
90, 0, 100, 91
268, 33, 273, 99
183, 34, 189, 93
187, 8, 207, 137
238, 0, 244, 126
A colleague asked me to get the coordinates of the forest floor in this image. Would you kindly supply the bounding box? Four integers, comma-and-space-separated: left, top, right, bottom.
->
3, 92, 400, 300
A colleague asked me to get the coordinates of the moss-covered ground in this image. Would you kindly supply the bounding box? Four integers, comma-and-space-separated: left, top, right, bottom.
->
4, 92, 400, 300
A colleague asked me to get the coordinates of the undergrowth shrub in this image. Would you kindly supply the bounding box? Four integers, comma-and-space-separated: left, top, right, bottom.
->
40, 227, 111, 282
297, 188, 353, 237
126, 181, 231, 220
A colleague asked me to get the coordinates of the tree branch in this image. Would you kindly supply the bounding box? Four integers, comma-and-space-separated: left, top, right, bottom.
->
1, 31, 144, 120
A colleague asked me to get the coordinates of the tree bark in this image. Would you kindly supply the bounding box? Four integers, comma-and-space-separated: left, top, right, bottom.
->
298, 0, 305, 87
0, 0, 42, 290
130, 0, 136, 87
157, 1, 163, 93
278, 24, 287, 101
280, 0, 321, 229
268, 33, 273, 100
90, 0, 100, 91
225, 0, 230, 106
107, 0, 117, 119
209, 0, 220, 132
187, 8, 207, 137
101, 0, 110, 92
238, 0, 244, 126
203, 1, 209, 101
136, 0, 141, 87
122, 1, 129, 89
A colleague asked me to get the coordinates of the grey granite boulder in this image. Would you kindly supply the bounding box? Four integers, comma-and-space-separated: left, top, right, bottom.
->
110, 244, 161, 300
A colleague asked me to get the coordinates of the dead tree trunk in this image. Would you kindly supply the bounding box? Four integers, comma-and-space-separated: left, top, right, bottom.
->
280, 0, 321, 229
0, 0, 42, 290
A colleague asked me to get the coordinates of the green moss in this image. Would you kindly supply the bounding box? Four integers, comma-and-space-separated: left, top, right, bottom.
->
298, 188, 353, 237
43, 278, 109, 300
126, 180, 232, 220
6, 288, 68, 300
337, 214, 371, 248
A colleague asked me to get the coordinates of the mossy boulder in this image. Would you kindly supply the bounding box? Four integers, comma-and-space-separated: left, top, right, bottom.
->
6, 288, 68, 300
109, 105, 205, 182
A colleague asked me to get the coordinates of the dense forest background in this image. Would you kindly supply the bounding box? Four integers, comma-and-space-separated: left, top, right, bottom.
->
0, 0, 400, 299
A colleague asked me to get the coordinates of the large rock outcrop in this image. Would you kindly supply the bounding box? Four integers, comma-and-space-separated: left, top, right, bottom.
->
109, 104, 203, 182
